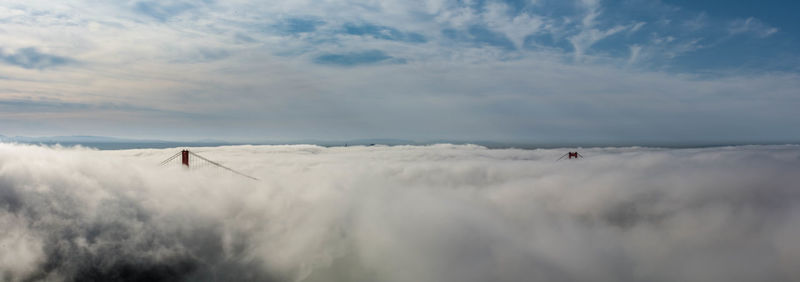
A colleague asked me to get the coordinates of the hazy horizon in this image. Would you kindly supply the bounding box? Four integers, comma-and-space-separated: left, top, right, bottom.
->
3, 133, 800, 151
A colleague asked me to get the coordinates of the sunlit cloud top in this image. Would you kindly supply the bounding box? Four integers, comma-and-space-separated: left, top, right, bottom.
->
1, 0, 799, 143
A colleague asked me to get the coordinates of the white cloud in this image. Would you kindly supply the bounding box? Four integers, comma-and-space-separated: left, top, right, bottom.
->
682, 12, 708, 31
569, 24, 629, 61
729, 17, 778, 38
627, 44, 641, 65
566, 0, 633, 62
2, 143, 800, 281
481, 2, 545, 49
629, 21, 646, 33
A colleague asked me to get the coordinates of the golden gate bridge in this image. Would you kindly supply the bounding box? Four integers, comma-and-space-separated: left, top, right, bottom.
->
556, 151, 584, 161
159, 149, 258, 180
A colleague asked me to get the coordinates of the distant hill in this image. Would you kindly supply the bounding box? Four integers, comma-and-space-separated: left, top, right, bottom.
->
0, 135, 169, 143
0, 135, 238, 150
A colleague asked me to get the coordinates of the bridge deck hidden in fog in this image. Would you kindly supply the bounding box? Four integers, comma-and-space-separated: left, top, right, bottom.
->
159, 147, 584, 181
160, 149, 258, 180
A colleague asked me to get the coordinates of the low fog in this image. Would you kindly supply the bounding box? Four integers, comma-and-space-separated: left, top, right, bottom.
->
1, 143, 799, 282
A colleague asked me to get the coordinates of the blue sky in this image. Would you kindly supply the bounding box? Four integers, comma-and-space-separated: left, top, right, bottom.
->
0, 0, 798, 143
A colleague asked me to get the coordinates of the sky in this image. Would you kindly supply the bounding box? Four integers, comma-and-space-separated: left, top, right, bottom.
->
0, 0, 799, 143
2, 143, 800, 281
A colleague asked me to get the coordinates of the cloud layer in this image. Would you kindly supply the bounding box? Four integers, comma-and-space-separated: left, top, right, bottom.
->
2, 143, 800, 281
1, 1, 798, 141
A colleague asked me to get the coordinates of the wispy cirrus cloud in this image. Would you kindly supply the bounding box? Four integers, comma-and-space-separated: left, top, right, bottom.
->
443, 25, 517, 51
130, 0, 205, 22
274, 17, 326, 34
729, 17, 779, 38
342, 22, 427, 43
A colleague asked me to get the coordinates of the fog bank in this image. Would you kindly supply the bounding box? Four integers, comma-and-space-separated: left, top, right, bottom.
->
1, 143, 799, 281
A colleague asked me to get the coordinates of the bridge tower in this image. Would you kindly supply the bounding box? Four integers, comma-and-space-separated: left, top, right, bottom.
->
557, 151, 584, 161
181, 150, 190, 166
160, 149, 258, 180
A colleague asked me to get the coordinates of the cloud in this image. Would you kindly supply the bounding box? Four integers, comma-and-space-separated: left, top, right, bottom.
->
132, 0, 201, 22
523, 33, 573, 51
0, 47, 75, 70
274, 17, 326, 34
0, 98, 203, 117
2, 143, 800, 281
0, 0, 798, 140
313, 50, 405, 66
729, 17, 778, 38
567, 1, 632, 62
443, 25, 517, 51
627, 44, 642, 65
342, 23, 427, 43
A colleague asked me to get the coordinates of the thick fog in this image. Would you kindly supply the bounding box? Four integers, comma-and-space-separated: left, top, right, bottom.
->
1, 143, 799, 282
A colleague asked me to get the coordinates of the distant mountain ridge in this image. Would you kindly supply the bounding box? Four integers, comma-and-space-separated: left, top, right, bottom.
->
0, 134, 241, 150
0, 135, 414, 146
0, 135, 170, 143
